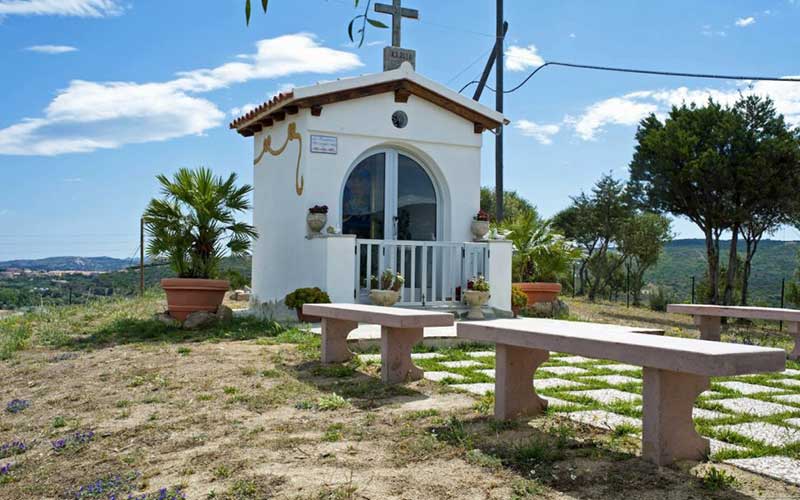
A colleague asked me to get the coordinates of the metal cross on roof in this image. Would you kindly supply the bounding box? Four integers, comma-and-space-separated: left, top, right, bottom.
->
374, 0, 419, 48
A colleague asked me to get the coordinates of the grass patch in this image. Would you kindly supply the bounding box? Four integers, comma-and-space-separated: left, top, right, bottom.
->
699, 467, 739, 491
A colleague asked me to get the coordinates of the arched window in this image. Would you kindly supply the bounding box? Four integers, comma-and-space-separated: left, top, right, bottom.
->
343, 150, 437, 241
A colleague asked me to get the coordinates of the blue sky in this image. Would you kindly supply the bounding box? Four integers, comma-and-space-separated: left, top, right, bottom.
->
1, 0, 800, 260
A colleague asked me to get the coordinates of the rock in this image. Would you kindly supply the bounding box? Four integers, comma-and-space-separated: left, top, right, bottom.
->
183, 311, 217, 330
216, 305, 234, 322
154, 312, 181, 328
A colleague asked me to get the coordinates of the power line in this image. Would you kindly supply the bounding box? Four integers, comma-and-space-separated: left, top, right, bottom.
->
459, 61, 800, 95
446, 48, 493, 86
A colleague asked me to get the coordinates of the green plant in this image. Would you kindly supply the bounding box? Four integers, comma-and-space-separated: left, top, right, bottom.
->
699, 467, 739, 491
317, 393, 348, 411
511, 285, 528, 309
468, 275, 490, 292
284, 287, 331, 310
506, 213, 581, 283
648, 285, 672, 312
372, 269, 404, 291
143, 167, 257, 279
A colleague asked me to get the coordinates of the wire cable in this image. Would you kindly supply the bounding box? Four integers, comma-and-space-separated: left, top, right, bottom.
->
459, 61, 800, 95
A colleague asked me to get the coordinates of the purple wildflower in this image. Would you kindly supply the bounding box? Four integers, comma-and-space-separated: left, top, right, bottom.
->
0, 440, 27, 459
0, 462, 13, 475
6, 399, 30, 414
52, 430, 94, 452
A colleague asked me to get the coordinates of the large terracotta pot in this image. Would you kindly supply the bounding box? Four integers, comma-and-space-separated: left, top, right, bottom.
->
161, 278, 230, 321
514, 282, 562, 305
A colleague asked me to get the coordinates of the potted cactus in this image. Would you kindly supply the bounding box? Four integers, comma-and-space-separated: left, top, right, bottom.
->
463, 275, 490, 320
369, 269, 404, 307
144, 167, 257, 321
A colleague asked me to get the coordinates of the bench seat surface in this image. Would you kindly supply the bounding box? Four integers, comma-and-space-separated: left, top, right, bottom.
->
458, 318, 785, 377
667, 304, 800, 322
303, 303, 454, 329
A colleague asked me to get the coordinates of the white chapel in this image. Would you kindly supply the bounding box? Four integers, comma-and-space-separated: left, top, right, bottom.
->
230, 45, 512, 319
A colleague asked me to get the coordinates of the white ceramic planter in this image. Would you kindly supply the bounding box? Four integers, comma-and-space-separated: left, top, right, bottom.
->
369, 289, 400, 307
463, 290, 490, 320
471, 220, 490, 240
307, 212, 327, 233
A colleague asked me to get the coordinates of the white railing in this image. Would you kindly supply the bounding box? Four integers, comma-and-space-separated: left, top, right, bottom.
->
354, 239, 489, 306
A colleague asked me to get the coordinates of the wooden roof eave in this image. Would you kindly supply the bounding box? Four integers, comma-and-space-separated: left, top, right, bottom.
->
232, 79, 507, 137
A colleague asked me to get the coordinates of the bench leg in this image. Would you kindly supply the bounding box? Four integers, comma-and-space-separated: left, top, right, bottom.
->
695, 315, 721, 341
494, 344, 549, 420
321, 318, 358, 364
787, 322, 800, 361
642, 368, 710, 466
381, 327, 424, 384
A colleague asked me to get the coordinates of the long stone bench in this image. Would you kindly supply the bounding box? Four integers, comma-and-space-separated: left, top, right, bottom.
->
457, 318, 786, 466
303, 303, 454, 384
667, 303, 800, 360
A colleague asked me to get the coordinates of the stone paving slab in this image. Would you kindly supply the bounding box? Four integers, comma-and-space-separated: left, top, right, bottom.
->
773, 394, 800, 405
539, 366, 588, 375
783, 369, 800, 376
440, 360, 485, 369
535, 378, 585, 390
701, 391, 724, 399
598, 364, 640, 373
567, 410, 641, 432
716, 381, 787, 395
786, 418, 800, 428
358, 354, 381, 362
558, 356, 594, 364
715, 398, 798, 417
411, 352, 445, 360
450, 383, 495, 396
708, 438, 748, 454
774, 378, 800, 388
725, 456, 800, 487
584, 375, 641, 386
546, 397, 578, 409
423, 371, 465, 382
692, 408, 730, 420
569, 389, 640, 404
714, 422, 800, 447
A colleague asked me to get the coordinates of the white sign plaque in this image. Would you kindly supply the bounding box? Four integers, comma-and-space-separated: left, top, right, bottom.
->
310, 135, 338, 155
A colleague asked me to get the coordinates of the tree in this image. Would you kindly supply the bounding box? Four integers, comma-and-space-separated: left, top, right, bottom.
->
505, 213, 581, 283
552, 193, 598, 295
629, 100, 740, 304
618, 212, 673, 305
480, 187, 537, 223
143, 168, 258, 279
244, 0, 386, 47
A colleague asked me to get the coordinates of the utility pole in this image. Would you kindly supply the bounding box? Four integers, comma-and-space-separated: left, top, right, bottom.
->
139, 218, 145, 297
494, 0, 505, 223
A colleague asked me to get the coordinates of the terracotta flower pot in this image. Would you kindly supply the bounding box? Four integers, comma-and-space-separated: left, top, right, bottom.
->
161, 278, 230, 321
513, 282, 562, 305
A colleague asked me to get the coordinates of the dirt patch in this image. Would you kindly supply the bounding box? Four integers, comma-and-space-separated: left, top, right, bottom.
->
0, 340, 798, 499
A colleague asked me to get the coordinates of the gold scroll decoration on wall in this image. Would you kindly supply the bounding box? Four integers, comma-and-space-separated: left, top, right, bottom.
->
253, 122, 304, 196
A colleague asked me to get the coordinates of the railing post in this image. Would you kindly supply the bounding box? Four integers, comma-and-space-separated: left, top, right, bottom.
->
487, 240, 512, 313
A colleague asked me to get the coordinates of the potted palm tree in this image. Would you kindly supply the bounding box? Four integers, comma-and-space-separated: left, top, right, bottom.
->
507, 213, 580, 305
143, 167, 258, 321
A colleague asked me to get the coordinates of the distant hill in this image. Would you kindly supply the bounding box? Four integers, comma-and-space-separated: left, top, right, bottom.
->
646, 239, 800, 306
0, 256, 136, 272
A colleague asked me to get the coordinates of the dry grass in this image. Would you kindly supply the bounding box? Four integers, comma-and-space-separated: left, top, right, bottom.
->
0, 296, 799, 498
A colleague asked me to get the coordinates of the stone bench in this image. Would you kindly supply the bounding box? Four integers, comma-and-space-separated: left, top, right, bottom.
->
667, 304, 800, 360
303, 303, 454, 384
457, 318, 785, 466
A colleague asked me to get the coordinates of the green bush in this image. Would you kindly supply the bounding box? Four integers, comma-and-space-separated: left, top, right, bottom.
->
284, 287, 331, 310
511, 285, 528, 309
648, 286, 672, 312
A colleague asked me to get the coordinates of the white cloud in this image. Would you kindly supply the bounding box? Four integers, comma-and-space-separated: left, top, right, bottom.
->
230, 103, 257, 118
0, 0, 123, 17
563, 77, 800, 141
735, 16, 756, 27
701, 25, 727, 37
514, 120, 560, 145
0, 34, 363, 156
25, 44, 78, 54
505, 45, 545, 72
569, 33, 576, 39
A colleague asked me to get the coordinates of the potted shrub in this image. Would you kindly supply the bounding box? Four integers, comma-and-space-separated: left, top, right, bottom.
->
507, 213, 581, 306
369, 269, 404, 307
284, 287, 331, 322
471, 209, 490, 240
511, 285, 528, 318
464, 275, 490, 320
307, 205, 328, 234
143, 167, 257, 321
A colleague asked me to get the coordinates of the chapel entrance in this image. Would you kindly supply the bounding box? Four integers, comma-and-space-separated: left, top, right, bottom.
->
342, 149, 438, 241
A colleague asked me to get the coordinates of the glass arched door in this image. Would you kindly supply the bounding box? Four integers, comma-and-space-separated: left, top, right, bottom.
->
343, 150, 437, 241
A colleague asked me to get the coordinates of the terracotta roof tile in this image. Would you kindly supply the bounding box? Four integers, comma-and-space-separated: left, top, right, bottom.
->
228, 91, 295, 129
